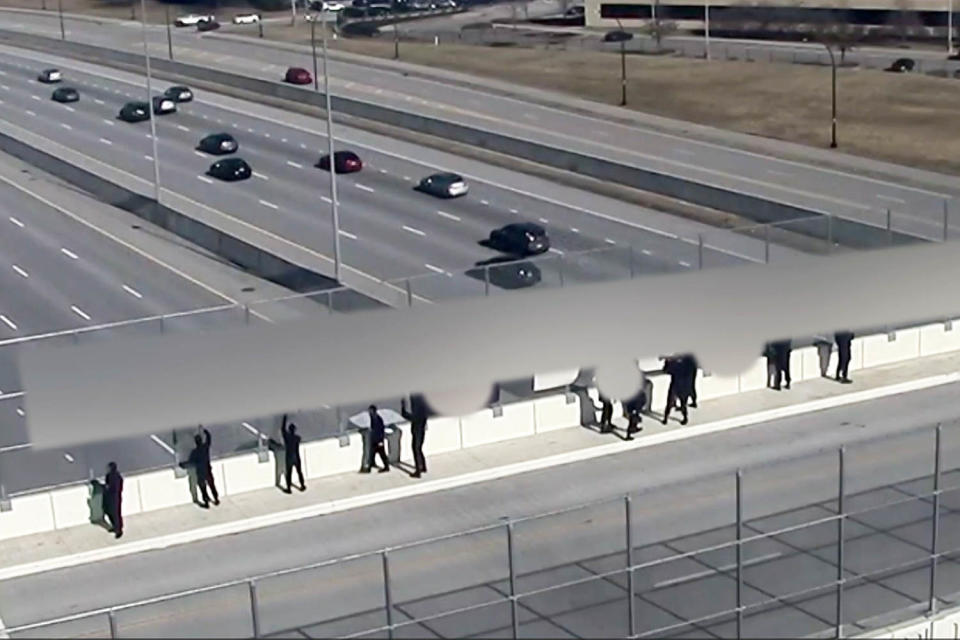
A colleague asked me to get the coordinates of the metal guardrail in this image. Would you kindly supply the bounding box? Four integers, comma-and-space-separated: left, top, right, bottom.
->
7, 418, 960, 638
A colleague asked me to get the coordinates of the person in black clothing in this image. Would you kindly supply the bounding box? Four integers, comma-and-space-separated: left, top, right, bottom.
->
677, 354, 698, 409
597, 393, 614, 433
623, 388, 645, 440
363, 405, 390, 473
183, 427, 219, 507
764, 342, 778, 389
835, 331, 854, 383
281, 414, 305, 493
772, 339, 793, 391
401, 394, 429, 478
103, 461, 123, 539
662, 356, 690, 426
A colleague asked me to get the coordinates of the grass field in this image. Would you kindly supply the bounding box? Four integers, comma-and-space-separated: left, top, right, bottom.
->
3, 0, 960, 176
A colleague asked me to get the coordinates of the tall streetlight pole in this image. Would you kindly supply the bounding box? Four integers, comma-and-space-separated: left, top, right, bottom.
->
605, 22, 633, 107
704, 0, 711, 60
291, 0, 297, 25
949, 0, 954, 55
140, 0, 162, 203
825, 43, 837, 149
57, 0, 65, 40
321, 20, 343, 282
165, 4, 174, 60
311, 14, 319, 92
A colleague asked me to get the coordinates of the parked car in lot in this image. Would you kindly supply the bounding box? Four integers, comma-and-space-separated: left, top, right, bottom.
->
317, 150, 362, 173
151, 96, 177, 115
197, 133, 239, 155
416, 172, 468, 198
467, 257, 541, 290
174, 14, 214, 27
51, 87, 79, 103
488, 222, 550, 256
118, 101, 150, 122
232, 13, 261, 24
37, 68, 62, 83
163, 85, 193, 103
284, 67, 313, 85
208, 157, 252, 181
886, 58, 915, 73
197, 18, 221, 31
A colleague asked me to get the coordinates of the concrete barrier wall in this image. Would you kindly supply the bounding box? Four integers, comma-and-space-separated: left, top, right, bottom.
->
0, 29, 922, 248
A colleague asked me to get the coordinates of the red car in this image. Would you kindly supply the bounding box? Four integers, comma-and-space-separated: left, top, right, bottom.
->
317, 150, 362, 173
284, 67, 312, 85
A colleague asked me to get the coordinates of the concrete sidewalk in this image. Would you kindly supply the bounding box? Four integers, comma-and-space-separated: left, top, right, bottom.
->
0, 348, 957, 582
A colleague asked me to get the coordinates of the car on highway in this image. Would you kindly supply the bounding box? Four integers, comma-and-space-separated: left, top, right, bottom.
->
232, 13, 261, 24
564, 5, 584, 16
886, 58, 915, 73
317, 150, 362, 173
51, 87, 79, 103
118, 101, 150, 122
164, 85, 194, 103
467, 257, 541, 289
151, 95, 177, 115
416, 172, 468, 198
174, 14, 214, 27
208, 157, 252, 181
488, 222, 550, 256
431, 0, 459, 7
197, 18, 221, 31
284, 67, 313, 85
197, 133, 239, 155
37, 68, 62, 83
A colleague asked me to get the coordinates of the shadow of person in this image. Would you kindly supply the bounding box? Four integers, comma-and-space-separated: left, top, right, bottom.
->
182, 466, 200, 506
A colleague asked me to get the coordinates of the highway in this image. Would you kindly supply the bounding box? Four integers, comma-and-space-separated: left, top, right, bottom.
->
0, 46, 793, 301
4, 381, 960, 637
1, 9, 958, 240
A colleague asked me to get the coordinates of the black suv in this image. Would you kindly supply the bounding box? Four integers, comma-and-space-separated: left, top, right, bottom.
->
118, 101, 150, 122
197, 133, 239, 155
164, 85, 194, 102
886, 58, 915, 73
208, 157, 252, 181
488, 222, 550, 256
51, 87, 79, 103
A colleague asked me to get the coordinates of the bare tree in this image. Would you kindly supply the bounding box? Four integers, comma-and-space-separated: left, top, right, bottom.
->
641, 0, 676, 50
887, 0, 923, 42
807, 4, 869, 64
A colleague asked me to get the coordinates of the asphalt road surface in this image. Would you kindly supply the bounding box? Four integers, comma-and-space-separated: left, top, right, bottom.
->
1, 9, 957, 241
0, 47, 792, 299
5, 381, 960, 637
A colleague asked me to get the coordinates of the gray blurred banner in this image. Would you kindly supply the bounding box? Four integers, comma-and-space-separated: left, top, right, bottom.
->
20, 241, 960, 448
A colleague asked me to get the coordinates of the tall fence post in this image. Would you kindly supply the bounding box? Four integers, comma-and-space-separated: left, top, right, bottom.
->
929, 424, 943, 614
886, 208, 893, 246
827, 214, 834, 253
625, 494, 636, 638
382, 550, 395, 639
244, 304, 251, 324
108, 609, 118, 638
943, 201, 950, 243
697, 234, 704, 270
506, 520, 520, 639
327, 289, 335, 314
629, 246, 636, 278
764, 224, 770, 264
249, 579, 261, 638
736, 469, 744, 639
405, 279, 413, 308
836, 447, 846, 639
484, 265, 491, 296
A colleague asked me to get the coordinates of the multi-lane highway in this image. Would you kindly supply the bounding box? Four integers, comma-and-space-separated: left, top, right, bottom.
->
3, 380, 959, 637
1, 8, 957, 240
0, 46, 797, 303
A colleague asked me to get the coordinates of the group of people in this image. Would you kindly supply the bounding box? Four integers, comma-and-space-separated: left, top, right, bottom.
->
765, 331, 855, 391
360, 397, 429, 478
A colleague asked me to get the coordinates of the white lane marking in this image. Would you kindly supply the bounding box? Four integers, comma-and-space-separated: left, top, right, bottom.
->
402, 175, 411, 181
539, 217, 549, 223
25, 110, 35, 116
11, 265, 28, 278
299, 143, 307, 149
480, 199, 489, 205
604, 238, 617, 245
99, 137, 112, 145
232, 123, 239, 128
570, 227, 580, 233
247, 127, 255, 133
8, 217, 24, 228
197, 176, 214, 184
0, 85, 9, 90
286, 160, 303, 169
0, 315, 17, 332
403, 225, 426, 236
654, 553, 783, 589
436, 210, 460, 222
379, 168, 388, 174
63, 453, 75, 463
338, 230, 357, 240
122, 284, 143, 299
767, 169, 790, 177
60, 123, 72, 130
70, 305, 91, 321
30, 95, 39, 101
264, 133, 271, 138
15, 407, 24, 417
679, 260, 692, 267
194, 151, 206, 158
60, 248, 78, 259
509, 208, 519, 214
102, 119, 114, 126
177, 125, 190, 132
253, 172, 268, 180
259, 199, 279, 209
281, 138, 288, 144
548, 248, 564, 255
143, 155, 153, 161
355, 183, 375, 193
877, 194, 907, 204
424, 263, 449, 275
0, 70, 6, 76
144, 133, 153, 139
94, 98, 105, 105
642, 249, 653, 256
149, 434, 176, 456
63, 106, 74, 113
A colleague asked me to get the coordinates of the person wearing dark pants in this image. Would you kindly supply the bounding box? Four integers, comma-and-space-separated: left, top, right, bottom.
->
772, 339, 793, 391
362, 405, 390, 473
103, 462, 123, 539
597, 393, 614, 433
662, 356, 690, 426
764, 342, 778, 388
624, 389, 645, 440
184, 427, 219, 507
677, 354, 698, 409
401, 394, 429, 478
281, 414, 305, 492
835, 331, 854, 383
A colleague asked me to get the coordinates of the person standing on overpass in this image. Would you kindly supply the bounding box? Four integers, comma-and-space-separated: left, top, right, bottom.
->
362, 405, 390, 473
772, 339, 793, 391
401, 394, 429, 478
835, 330, 854, 384
281, 414, 306, 493
183, 427, 219, 507
662, 356, 690, 426
677, 354, 699, 409
102, 461, 123, 539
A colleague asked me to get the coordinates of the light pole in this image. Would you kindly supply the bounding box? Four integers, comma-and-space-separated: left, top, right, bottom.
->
140, 0, 162, 203
57, 0, 65, 40
321, 20, 343, 282
291, 0, 297, 25
394, 23, 400, 60
165, 4, 174, 60
824, 43, 837, 149
604, 25, 633, 107
311, 13, 319, 91
949, 0, 954, 55
704, 0, 711, 60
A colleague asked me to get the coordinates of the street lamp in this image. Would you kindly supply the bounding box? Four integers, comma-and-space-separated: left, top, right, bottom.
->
57, 0, 65, 40
140, 0, 162, 202
704, 0, 710, 60
824, 43, 838, 149
604, 27, 633, 107
165, 4, 174, 60
321, 18, 343, 282
310, 12, 320, 91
